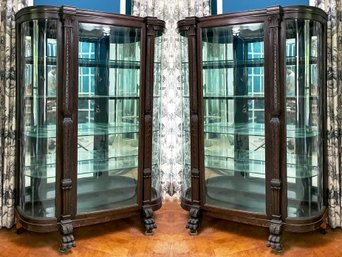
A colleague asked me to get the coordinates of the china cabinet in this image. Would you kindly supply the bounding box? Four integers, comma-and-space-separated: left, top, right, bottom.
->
15, 6, 164, 252
178, 6, 327, 251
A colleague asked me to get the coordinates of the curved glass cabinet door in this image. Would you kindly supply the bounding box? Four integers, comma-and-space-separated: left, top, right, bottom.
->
285, 19, 325, 218
77, 24, 141, 213
18, 19, 58, 218
202, 24, 265, 213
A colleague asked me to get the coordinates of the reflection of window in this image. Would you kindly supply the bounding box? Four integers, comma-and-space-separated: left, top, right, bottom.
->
286, 39, 296, 57
247, 42, 264, 123
47, 39, 56, 57
79, 42, 95, 123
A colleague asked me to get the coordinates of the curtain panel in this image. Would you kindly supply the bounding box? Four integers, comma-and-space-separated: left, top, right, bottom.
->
132, 0, 210, 197
0, 0, 28, 228
310, 0, 342, 228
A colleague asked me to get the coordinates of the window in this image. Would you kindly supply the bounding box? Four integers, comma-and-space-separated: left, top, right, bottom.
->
213, 0, 309, 14
33, 0, 130, 14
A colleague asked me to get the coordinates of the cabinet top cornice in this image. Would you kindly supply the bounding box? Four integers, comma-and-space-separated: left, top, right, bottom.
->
178, 5, 327, 30
16, 5, 165, 30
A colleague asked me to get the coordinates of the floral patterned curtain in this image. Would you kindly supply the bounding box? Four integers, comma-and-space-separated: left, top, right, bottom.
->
132, 0, 210, 197
310, 0, 342, 228
0, 0, 27, 228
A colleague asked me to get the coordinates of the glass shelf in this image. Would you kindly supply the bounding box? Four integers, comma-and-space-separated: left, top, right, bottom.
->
202, 123, 318, 138
24, 123, 140, 138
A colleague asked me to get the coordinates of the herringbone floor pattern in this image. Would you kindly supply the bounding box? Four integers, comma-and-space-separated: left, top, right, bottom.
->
0, 198, 341, 256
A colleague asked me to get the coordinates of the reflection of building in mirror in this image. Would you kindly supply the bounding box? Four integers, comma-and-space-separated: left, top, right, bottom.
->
311, 63, 318, 96
48, 67, 56, 96
286, 68, 295, 96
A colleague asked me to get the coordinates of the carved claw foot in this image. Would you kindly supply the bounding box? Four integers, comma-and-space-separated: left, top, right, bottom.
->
186, 206, 200, 235
59, 220, 76, 253
142, 206, 157, 235
267, 220, 283, 252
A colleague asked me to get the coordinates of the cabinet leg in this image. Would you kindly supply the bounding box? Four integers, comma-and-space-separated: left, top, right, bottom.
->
267, 220, 283, 252
186, 206, 201, 235
59, 219, 76, 253
142, 206, 157, 235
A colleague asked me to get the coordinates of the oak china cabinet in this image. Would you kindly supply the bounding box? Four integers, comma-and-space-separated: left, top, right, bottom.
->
15, 6, 164, 252
178, 6, 327, 251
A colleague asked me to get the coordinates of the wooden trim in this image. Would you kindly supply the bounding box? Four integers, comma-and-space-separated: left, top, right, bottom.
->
59, 6, 77, 224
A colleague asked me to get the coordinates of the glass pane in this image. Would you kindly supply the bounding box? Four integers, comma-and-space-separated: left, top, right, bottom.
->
202, 24, 265, 213
286, 19, 324, 218
77, 23, 140, 213
151, 31, 162, 200
180, 31, 192, 201
19, 19, 58, 218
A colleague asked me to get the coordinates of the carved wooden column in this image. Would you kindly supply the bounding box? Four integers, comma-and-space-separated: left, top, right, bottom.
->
265, 7, 285, 252
58, 6, 77, 252
141, 17, 165, 235
178, 17, 201, 235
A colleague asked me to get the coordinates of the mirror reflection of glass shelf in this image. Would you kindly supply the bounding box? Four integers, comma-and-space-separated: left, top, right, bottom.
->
203, 94, 264, 98
202, 58, 264, 69
78, 95, 139, 99
24, 96, 57, 99
78, 58, 140, 69
24, 56, 56, 65
202, 123, 318, 138
24, 123, 140, 138
205, 155, 318, 178
22, 175, 138, 217
286, 56, 318, 64
205, 175, 321, 216
24, 152, 138, 179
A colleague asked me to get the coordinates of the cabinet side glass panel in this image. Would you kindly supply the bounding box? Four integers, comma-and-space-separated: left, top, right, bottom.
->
19, 19, 57, 218
77, 24, 140, 213
180, 31, 192, 201
286, 19, 324, 218
202, 24, 266, 213
151, 31, 162, 200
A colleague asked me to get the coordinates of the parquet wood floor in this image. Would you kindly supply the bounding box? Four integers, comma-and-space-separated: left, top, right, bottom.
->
0, 197, 341, 257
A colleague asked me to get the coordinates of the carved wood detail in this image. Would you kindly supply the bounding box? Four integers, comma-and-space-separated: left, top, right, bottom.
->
270, 178, 281, 190
59, 219, 76, 253
267, 219, 283, 252
142, 206, 156, 235
144, 114, 153, 166
190, 115, 199, 167
186, 206, 201, 235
